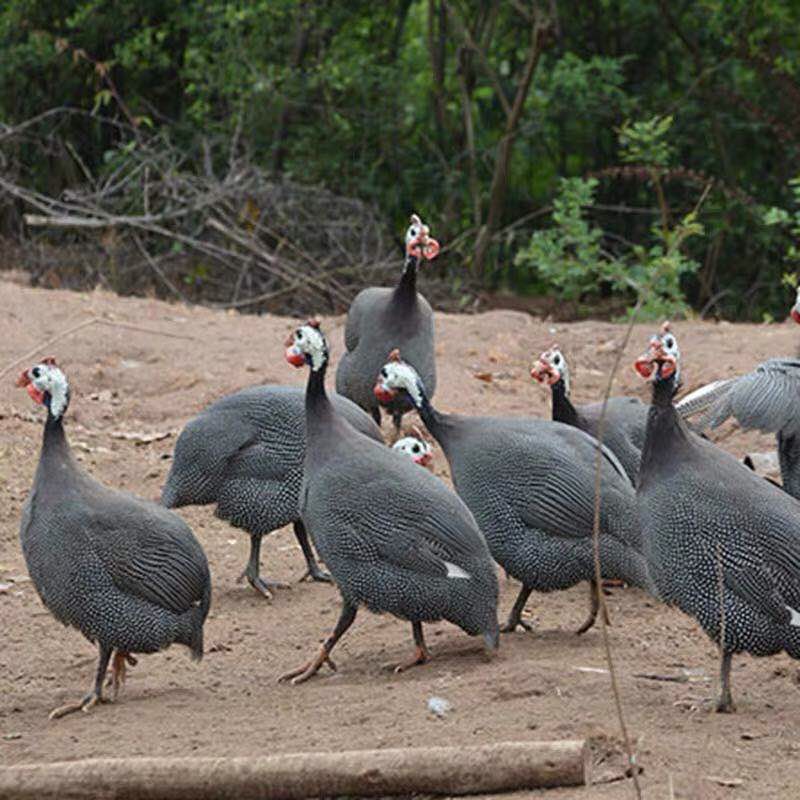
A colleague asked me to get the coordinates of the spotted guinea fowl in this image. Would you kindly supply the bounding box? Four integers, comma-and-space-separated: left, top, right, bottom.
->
279, 321, 498, 683
634, 324, 800, 712
16, 359, 211, 719
335, 213, 439, 435
531, 345, 649, 483
374, 351, 655, 635
677, 286, 800, 499
162, 383, 382, 597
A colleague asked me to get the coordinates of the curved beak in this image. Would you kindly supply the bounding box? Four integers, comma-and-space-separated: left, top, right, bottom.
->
416, 450, 433, 467
530, 358, 559, 386
285, 345, 306, 368
406, 230, 440, 261
373, 379, 397, 405
16, 369, 45, 403
634, 343, 675, 380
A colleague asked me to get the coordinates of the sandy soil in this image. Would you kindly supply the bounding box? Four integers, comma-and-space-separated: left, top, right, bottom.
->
1, 279, 799, 799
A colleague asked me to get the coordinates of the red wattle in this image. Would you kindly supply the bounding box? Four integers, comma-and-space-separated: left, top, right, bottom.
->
373, 382, 396, 405
285, 347, 306, 368
791, 307, 800, 325
634, 357, 654, 379
26, 384, 45, 404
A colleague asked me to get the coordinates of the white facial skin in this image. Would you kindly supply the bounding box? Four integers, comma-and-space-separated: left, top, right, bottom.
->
405, 214, 425, 248
291, 325, 328, 372
542, 347, 570, 393
377, 360, 424, 407
652, 330, 681, 382
27, 363, 70, 419
393, 435, 433, 465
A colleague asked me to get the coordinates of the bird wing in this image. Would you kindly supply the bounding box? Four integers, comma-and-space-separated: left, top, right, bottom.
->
83, 497, 209, 614
675, 379, 735, 420
703, 361, 800, 434
310, 461, 485, 580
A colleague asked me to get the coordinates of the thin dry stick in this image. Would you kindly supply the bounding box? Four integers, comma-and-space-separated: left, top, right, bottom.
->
590, 300, 643, 800
0, 318, 196, 381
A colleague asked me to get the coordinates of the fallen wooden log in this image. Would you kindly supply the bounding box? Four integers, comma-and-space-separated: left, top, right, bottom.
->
0, 740, 591, 799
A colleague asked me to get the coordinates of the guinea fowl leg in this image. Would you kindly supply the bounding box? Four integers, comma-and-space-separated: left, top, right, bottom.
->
716, 651, 736, 713
239, 534, 290, 598
391, 410, 404, 443
105, 651, 138, 702
394, 621, 430, 673
49, 644, 113, 720
294, 521, 332, 583
278, 602, 357, 685
575, 579, 610, 636
500, 585, 535, 633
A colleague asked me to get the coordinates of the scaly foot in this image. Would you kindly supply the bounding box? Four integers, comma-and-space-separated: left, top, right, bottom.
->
394, 645, 430, 673
49, 690, 103, 720
277, 646, 337, 685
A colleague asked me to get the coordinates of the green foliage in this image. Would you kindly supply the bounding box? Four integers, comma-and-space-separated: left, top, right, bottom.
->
618, 115, 674, 169
764, 178, 800, 266
515, 176, 703, 320
0, 1, 799, 319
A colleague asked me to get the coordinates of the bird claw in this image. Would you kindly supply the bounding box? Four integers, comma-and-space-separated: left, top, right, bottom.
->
246, 575, 291, 599
298, 568, 333, 584
49, 690, 103, 720
500, 618, 535, 634
277, 650, 337, 685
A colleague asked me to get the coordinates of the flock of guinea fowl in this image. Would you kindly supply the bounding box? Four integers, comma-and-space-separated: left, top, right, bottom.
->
14, 213, 800, 720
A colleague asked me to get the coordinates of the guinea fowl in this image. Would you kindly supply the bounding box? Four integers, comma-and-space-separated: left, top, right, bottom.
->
280, 321, 498, 683
335, 213, 439, 435
677, 286, 800, 499
16, 359, 211, 719
531, 345, 649, 483
634, 324, 800, 712
162, 384, 382, 597
374, 351, 655, 635
392, 427, 434, 469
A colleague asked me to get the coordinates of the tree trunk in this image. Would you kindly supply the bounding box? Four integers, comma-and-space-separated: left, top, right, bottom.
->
471, 8, 554, 279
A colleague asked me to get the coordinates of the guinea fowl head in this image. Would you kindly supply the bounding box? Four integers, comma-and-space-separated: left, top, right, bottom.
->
392, 426, 434, 468
404, 213, 440, 262
373, 349, 426, 408
634, 322, 681, 388
530, 345, 570, 393
284, 319, 328, 372
791, 285, 800, 325
15, 357, 70, 419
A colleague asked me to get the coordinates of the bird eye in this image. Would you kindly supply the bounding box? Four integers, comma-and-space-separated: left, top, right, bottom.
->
664, 337, 674, 349
412, 444, 420, 453
553, 355, 560, 365
380, 368, 388, 378
32, 367, 41, 378
296, 330, 304, 340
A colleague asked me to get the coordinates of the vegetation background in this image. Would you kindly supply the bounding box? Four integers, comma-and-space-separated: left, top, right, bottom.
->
1, 0, 799, 320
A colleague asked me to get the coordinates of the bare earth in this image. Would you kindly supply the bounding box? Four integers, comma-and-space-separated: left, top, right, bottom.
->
1, 279, 799, 799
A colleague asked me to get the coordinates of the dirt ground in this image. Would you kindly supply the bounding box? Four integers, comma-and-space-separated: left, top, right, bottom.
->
1, 278, 800, 799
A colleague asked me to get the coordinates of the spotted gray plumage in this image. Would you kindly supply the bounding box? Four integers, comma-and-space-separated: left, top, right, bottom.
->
19, 366, 210, 717
162, 384, 382, 593
279, 323, 498, 683
375, 357, 656, 634
636, 329, 800, 712
680, 359, 800, 500
335, 222, 436, 432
